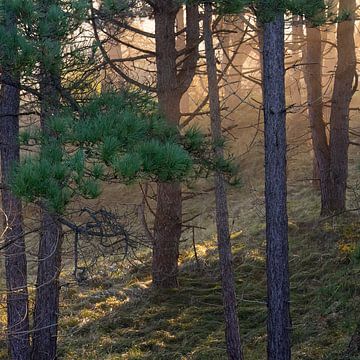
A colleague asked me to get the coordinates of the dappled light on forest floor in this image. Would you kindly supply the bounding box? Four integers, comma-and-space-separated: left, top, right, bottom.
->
42, 217, 358, 359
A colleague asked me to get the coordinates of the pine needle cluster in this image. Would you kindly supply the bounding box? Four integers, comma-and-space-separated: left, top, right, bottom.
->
12, 90, 238, 213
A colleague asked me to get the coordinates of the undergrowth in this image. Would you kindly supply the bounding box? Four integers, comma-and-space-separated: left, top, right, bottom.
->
51, 215, 359, 360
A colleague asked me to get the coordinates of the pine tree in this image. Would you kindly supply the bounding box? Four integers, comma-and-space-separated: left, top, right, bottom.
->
0, 2, 31, 358
203, 3, 244, 359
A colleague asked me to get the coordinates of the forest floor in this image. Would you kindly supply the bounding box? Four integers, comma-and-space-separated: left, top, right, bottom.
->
0, 107, 360, 359
52, 185, 360, 360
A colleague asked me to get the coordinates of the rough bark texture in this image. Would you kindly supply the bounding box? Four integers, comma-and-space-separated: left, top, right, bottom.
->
0, 76, 31, 360
152, 182, 182, 288
152, 2, 199, 288
31, 211, 63, 360
0, 10, 31, 360
204, 4, 244, 359
31, 17, 64, 358
305, 25, 332, 213
152, 1, 182, 288
328, 0, 356, 213
262, 14, 291, 360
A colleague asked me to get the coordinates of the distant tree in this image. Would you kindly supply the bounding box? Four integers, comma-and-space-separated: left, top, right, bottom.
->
304, 0, 356, 215
328, 0, 356, 213
305, 18, 330, 206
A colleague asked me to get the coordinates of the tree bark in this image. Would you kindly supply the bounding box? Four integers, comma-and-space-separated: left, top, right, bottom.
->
262, 13, 291, 360
152, 1, 182, 288
0, 10, 31, 360
0, 73, 31, 360
152, 1, 199, 288
328, 0, 356, 213
304, 25, 332, 212
31, 211, 63, 360
31, 6, 64, 357
204, 4, 244, 359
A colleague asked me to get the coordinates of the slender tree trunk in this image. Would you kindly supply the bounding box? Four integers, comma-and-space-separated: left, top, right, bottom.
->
328, 0, 356, 213
204, 4, 244, 359
0, 75, 31, 360
31, 70, 64, 360
31, 7, 64, 356
262, 13, 291, 360
0, 10, 31, 360
31, 212, 63, 360
304, 25, 332, 212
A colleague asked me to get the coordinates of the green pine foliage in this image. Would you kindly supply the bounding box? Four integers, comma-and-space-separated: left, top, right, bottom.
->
195, 0, 327, 24
0, 0, 94, 99
12, 90, 238, 213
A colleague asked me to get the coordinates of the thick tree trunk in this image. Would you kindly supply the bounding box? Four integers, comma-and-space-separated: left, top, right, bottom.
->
152, 2, 199, 288
262, 13, 291, 360
0, 10, 31, 360
0, 76, 31, 360
204, 4, 244, 359
328, 0, 356, 213
304, 25, 332, 213
152, 1, 182, 288
152, 182, 182, 288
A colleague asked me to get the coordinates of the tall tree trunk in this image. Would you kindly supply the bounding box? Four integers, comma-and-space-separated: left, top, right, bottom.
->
0, 70, 31, 360
328, 0, 356, 213
153, 2, 182, 288
262, 13, 291, 360
31, 70, 64, 360
304, 25, 332, 212
31, 6, 64, 356
0, 10, 31, 360
152, 1, 199, 288
204, 4, 244, 359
